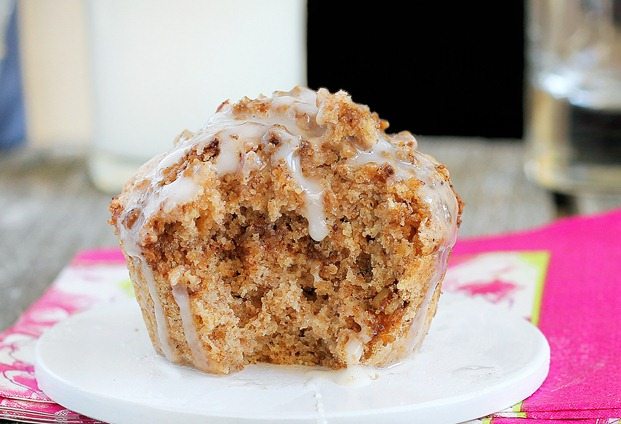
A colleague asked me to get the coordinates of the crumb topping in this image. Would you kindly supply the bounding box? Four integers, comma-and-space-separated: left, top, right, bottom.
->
109, 86, 463, 374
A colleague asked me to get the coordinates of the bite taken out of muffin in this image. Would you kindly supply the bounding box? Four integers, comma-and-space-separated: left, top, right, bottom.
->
109, 86, 463, 374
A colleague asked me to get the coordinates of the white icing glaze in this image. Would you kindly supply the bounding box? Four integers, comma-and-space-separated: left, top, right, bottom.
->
270, 127, 328, 241
117, 87, 460, 367
117, 89, 328, 363
213, 137, 241, 175
305, 364, 379, 388
403, 246, 451, 356
135, 257, 175, 360
156, 145, 192, 176
118, 162, 203, 360
242, 150, 264, 179
171, 283, 210, 371
349, 137, 413, 180
344, 336, 364, 364
349, 136, 459, 251
167, 88, 329, 241
214, 123, 266, 175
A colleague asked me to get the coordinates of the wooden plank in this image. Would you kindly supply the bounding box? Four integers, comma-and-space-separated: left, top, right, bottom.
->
420, 137, 556, 238
0, 149, 116, 330
574, 194, 621, 216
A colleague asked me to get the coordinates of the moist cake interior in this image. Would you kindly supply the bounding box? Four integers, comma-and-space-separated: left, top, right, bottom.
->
110, 87, 461, 374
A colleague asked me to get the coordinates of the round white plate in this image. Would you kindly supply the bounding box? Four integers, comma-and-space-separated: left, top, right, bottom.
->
35, 294, 549, 424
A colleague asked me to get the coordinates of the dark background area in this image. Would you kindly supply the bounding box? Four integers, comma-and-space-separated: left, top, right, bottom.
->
307, 2, 525, 138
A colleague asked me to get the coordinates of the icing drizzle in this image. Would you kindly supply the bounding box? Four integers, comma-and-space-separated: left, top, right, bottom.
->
135, 257, 176, 361
171, 283, 211, 371
270, 126, 329, 241
117, 87, 460, 368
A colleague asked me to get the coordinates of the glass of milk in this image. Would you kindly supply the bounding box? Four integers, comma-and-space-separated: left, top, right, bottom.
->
87, 0, 306, 193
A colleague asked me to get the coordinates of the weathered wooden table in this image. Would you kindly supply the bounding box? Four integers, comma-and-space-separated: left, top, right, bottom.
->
1, 137, 620, 332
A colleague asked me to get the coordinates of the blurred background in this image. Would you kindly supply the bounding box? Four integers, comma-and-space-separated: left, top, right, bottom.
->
0, 4, 619, 422
308, 2, 525, 138
1, 0, 620, 207
0, 1, 620, 323
2, 1, 525, 150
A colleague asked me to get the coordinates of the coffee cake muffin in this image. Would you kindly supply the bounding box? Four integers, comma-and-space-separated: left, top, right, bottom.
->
109, 87, 462, 374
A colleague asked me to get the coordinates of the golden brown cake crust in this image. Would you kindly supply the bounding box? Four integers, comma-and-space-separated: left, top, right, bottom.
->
109, 86, 462, 374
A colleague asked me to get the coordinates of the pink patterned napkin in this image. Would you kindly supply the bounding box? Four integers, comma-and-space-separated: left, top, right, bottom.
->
1, 209, 620, 423
455, 209, 621, 423
0, 251, 129, 423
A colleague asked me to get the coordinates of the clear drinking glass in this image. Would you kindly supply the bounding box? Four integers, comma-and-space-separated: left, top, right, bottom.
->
525, 0, 621, 193
87, 0, 306, 193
